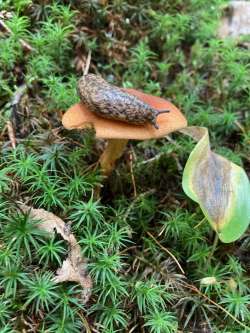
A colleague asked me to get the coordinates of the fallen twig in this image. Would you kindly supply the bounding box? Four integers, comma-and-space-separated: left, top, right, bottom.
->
83, 50, 92, 75
137, 152, 166, 166
11, 84, 27, 107
136, 255, 250, 331
129, 151, 137, 197
181, 281, 250, 332
10, 84, 27, 137
6, 120, 16, 149
0, 19, 33, 52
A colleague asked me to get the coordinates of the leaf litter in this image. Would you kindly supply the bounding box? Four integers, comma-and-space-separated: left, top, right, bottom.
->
20, 203, 92, 303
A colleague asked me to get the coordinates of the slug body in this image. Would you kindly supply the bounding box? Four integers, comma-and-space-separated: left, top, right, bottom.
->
77, 74, 169, 129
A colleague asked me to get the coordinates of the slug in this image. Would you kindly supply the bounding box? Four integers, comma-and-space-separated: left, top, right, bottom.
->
77, 74, 170, 129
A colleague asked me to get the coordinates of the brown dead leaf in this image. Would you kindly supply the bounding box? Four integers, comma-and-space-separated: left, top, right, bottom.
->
20, 203, 92, 303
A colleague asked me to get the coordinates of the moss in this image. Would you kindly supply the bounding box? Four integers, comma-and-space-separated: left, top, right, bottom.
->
0, 0, 249, 331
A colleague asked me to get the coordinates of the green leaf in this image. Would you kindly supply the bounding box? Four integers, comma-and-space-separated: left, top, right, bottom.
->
182, 126, 250, 243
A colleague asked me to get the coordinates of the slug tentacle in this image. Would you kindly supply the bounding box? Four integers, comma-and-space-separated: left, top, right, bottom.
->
155, 109, 170, 116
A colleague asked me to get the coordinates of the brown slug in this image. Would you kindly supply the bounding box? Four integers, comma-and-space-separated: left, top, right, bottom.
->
77, 74, 170, 129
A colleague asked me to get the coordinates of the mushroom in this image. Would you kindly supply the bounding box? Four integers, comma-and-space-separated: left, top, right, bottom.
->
62, 88, 187, 176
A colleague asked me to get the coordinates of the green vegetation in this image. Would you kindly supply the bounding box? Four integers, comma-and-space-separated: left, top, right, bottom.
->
0, 0, 250, 332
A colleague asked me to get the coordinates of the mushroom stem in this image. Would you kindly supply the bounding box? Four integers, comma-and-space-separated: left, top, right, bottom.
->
99, 139, 128, 176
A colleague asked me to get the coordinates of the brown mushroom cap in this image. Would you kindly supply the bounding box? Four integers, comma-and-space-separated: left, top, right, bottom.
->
62, 88, 187, 140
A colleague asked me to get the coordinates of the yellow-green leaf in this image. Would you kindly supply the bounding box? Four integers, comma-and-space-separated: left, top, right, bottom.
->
181, 126, 250, 243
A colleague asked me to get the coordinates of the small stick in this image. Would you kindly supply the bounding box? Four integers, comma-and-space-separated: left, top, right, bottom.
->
136, 255, 250, 331
137, 152, 165, 166
6, 120, 16, 149
129, 151, 137, 197
0, 19, 33, 52
181, 281, 250, 331
10, 84, 27, 137
11, 84, 27, 106
83, 50, 92, 75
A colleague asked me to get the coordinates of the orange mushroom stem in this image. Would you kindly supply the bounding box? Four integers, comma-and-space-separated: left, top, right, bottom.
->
99, 139, 128, 176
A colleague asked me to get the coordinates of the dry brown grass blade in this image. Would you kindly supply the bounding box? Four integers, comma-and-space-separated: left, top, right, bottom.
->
147, 231, 185, 275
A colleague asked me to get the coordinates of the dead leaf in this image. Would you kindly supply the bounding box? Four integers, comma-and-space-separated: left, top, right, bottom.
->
20, 203, 92, 302
180, 127, 250, 243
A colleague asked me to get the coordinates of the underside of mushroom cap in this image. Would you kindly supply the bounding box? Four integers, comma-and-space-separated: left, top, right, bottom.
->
62, 88, 187, 140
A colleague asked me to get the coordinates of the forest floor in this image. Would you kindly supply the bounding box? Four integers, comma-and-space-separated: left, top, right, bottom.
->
0, 1, 250, 332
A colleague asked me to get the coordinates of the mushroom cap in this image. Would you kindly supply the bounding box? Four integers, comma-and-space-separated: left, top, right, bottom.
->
62, 88, 187, 140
